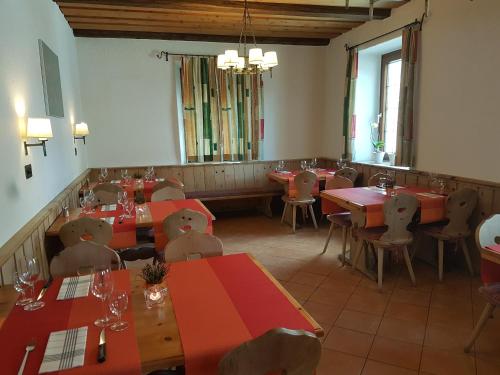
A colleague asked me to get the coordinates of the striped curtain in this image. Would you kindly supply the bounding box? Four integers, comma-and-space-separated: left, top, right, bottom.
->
342, 48, 358, 160
396, 25, 420, 167
179, 56, 264, 162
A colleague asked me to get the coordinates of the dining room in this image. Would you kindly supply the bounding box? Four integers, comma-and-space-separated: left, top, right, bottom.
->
1, 0, 500, 374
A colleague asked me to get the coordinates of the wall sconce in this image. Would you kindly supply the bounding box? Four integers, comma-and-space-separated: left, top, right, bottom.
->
24, 118, 53, 157
74, 122, 89, 144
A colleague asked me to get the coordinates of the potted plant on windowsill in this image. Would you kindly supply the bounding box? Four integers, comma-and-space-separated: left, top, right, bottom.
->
370, 114, 385, 164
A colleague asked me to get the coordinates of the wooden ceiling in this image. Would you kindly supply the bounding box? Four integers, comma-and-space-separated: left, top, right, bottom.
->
54, 0, 410, 46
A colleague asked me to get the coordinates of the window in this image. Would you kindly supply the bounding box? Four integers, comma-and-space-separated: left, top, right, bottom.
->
379, 50, 402, 155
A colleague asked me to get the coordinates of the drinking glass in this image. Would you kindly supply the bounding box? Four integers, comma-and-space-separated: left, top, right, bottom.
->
99, 168, 108, 182
124, 200, 135, 219
300, 160, 307, 171
117, 191, 127, 208
80, 196, 88, 214
91, 267, 115, 327
109, 291, 129, 331
311, 157, 318, 169
13, 271, 33, 306
21, 257, 45, 311
276, 160, 285, 172
337, 157, 347, 169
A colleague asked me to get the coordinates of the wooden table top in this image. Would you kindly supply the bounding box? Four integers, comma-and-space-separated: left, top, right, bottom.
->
0, 255, 323, 373
268, 169, 336, 185
482, 244, 500, 265
86, 177, 184, 192
46, 199, 215, 237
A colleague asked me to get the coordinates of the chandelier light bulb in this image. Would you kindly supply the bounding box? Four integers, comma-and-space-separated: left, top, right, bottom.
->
248, 48, 264, 65
263, 51, 278, 68
217, 54, 228, 70
225, 50, 239, 67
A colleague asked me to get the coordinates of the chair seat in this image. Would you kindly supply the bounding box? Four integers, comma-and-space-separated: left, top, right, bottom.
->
479, 283, 500, 306
421, 224, 471, 240
327, 212, 352, 227
356, 226, 413, 248
282, 195, 315, 205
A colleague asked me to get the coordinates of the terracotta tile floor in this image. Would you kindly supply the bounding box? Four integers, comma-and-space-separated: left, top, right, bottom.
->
214, 213, 500, 375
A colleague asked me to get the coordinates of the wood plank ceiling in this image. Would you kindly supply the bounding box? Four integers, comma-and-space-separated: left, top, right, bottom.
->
54, 0, 410, 46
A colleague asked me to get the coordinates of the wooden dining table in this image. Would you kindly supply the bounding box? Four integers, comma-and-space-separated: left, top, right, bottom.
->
0, 255, 323, 374
267, 168, 337, 186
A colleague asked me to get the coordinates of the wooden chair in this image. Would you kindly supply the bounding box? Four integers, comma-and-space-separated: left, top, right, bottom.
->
152, 179, 185, 192
59, 217, 112, 247
321, 176, 354, 265
421, 188, 478, 281
353, 194, 419, 290
163, 231, 223, 263
281, 171, 318, 233
464, 214, 500, 352
367, 172, 391, 187
93, 183, 124, 205
219, 328, 321, 375
163, 208, 208, 241
151, 186, 186, 202
50, 241, 121, 278
335, 167, 358, 183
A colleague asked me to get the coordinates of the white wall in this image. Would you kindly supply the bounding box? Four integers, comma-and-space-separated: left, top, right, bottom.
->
76, 38, 326, 167
322, 0, 500, 183
0, 0, 87, 247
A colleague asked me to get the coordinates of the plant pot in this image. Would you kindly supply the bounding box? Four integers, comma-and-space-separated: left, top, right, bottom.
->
375, 151, 385, 164
143, 283, 168, 309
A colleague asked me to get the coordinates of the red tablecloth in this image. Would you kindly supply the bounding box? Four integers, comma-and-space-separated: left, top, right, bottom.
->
270, 169, 336, 198
166, 253, 315, 375
483, 245, 500, 284
148, 200, 214, 250
0, 270, 141, 374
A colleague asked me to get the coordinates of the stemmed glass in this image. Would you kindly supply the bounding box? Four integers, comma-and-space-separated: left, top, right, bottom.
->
21, 257, 45, 311
99, 168, 108, 182
300, 160, 308, 171
121, 169, 129, 186
337, 157, 347, 169
276, 160, 285, 172
91, 267, 115, 327
80, 196, 88, 215
144, 167, 155, 182
310, 157, 318, 169
13, 271, 33, 306
109, 291, 129, 331
123, 199, 135, 219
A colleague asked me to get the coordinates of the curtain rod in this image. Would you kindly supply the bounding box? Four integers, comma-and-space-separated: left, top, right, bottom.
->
156, 51, 217, 61
344, 15, 424, 51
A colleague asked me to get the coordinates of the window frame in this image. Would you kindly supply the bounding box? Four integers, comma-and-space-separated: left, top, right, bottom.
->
379, 49, 402, 151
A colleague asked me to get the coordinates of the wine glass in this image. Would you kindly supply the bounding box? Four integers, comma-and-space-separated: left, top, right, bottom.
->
337, 157, 347, 170
80, 196, 88, 214
117, 191, 127, 208
99, 168, 108, 182
300, 160, 307, 171
91, 267, 115, 327
109, 291, 129, 331
124, 200, 135, 219
276, 160, 285, 172
13, 271, 33, 306
310, 157, 318, 169
21, 257, 45, 311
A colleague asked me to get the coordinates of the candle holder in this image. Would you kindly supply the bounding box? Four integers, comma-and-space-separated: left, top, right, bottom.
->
144, 284, 168, 309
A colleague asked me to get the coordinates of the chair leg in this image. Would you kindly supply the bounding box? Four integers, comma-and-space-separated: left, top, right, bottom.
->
309, 205, 318, 229
460, 238, 474, 276
322, 221, 335, 254
292, 205, 297, 233
351, 240, 364, 271
402, 246, 416, 286
377, 247, 384, 290
341, 226, 348, 266
301, 206, 307, 223
438, 239, 444, 282
464, 302, 496, 353
281, 202, 288, 224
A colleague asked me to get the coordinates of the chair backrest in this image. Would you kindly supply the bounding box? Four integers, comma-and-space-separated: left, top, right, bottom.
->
164, 231, 223, 263
325, 175, 353, 190
293, 171, 317, 200
380, 194, 418, 244
335, 167, 358, 183
475, 214, 500, 250
59, 217, 113, 247
151, 186, 186, 202
443, 188, 478, 236
152, 179, 185, 192
50, 241, 121, 278
162, 208, 208, 241
218, 328, 321, 375
93, 183, 124, 205
367, 172, 390, 187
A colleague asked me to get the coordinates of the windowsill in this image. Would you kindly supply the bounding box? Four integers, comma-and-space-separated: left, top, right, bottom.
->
353, 160, 411, 171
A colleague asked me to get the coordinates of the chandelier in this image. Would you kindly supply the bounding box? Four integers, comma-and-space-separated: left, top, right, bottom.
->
217, 0, 278, 75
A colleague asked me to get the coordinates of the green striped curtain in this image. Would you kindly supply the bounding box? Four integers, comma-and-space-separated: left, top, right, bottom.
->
179, 56, 264, 162
342, 48, 358, 160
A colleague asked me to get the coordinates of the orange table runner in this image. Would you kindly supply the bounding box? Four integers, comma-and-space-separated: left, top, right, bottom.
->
270, 169, 336, 198
84, 207, 137, 249
321, 186, 446, 228
167, 254, 315, 375
148, 200, 214, 250
0, 270, 141, 374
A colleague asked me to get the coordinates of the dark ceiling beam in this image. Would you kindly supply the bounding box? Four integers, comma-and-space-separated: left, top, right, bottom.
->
56, 0, 392, 20
73, 29, 331, 45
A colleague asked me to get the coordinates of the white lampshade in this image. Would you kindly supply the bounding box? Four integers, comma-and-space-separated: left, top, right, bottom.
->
263, 51, 278, 68
217, 54, 228, 70
225, 50, 239, 67
236, 57, 246, 70
74, 122, 89, 136
26, 118, 53, 139
248, 48, 264, 65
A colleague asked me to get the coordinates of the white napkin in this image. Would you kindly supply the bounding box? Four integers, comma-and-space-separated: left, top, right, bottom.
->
101, 204, 117, 212
100, 217, 115, 225
110, 180, 121, 184
156, 178, 165, 182
39, 327, 87, 373
57, 275, 92, 300
417, 192, 443, 198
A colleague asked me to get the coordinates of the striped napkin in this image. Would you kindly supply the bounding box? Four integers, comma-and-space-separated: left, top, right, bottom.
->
39, 327, 87, 373
101, 204, 117, 212
57, 275, 92, 300
101, 216, 115, 225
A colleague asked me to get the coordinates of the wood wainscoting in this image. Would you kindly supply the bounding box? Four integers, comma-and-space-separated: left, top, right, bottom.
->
0, 170, 91, 285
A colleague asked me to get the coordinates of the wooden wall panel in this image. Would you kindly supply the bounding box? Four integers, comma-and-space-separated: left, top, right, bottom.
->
214, 166, 226, 191
182, 167, 195, 192
224, 164, 236, 190
193, 166, 206, 191
243, 164, 255, 189
234, 165, 246, 189
204, 166, 216, 191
